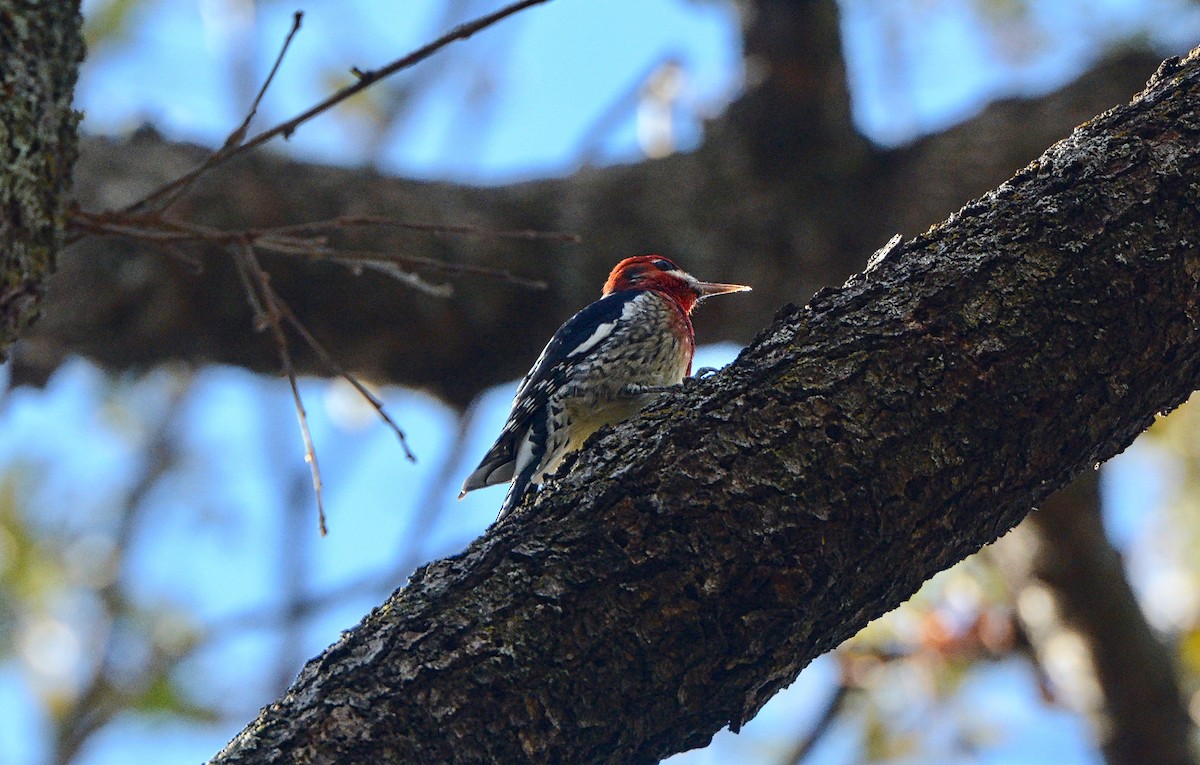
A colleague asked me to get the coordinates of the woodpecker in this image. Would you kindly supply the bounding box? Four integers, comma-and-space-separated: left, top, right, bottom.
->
459, 255, 751, 519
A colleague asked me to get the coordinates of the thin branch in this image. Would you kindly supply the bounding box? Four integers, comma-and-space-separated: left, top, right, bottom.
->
315, 250, 546, 289
120, 0, 552, 214
161, 241, 205, 273
778, 682, 850, 765
264, 214, 580, 243
68, 210, 555, 289
238, 242, 327, 535
223, 11, 303, 151
75, 210, 453, 482
208, 407, 479, 639
272, 296, 417, 463
231, 250, 268, 331
134, 11, 307, 214
73, 205, 580, 246
349, 261, 455, 297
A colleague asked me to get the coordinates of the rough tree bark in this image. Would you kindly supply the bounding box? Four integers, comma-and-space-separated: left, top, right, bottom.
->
0, 1, 84, 353
3, 2, 1190, 760
208, 51, 1200, 764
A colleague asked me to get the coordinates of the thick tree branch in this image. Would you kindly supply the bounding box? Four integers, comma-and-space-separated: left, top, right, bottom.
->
210, 50, 1200, 764
21, 49, 1164, 405
725, 0, 867, 181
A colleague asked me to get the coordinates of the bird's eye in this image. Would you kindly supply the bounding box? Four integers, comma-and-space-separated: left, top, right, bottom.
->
652, 259, 676, 271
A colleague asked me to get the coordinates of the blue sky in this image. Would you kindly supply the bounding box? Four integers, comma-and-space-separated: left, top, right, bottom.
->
4, 1, 1200, 763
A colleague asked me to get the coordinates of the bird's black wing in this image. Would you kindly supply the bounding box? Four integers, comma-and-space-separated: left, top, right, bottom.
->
459, 291, 639, 495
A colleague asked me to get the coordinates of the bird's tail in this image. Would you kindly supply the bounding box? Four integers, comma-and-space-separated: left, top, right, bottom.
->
496, 460, 537, 520
459, 434, 518, 499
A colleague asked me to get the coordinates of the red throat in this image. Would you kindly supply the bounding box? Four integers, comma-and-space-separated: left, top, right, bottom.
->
603, 255, 697, 313
648, 277, 699, 315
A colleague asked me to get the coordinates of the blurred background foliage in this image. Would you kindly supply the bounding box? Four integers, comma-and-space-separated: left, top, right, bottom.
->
3, 0, 1200, 763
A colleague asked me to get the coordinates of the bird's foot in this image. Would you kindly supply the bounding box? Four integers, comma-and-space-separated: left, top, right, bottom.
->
620, 383, 674, 397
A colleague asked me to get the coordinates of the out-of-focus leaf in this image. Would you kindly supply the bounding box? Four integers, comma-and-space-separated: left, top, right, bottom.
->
134, 672, 220, 723
0, 471, 67, 605
321, 70, 390, 126
1179, 626, 1200, 676
862, 702, 919, 762
974, 0, 1030, 24
84, 0, 160, 51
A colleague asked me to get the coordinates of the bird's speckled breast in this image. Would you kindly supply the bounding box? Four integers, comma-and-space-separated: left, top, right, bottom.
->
559, 291, 693, 451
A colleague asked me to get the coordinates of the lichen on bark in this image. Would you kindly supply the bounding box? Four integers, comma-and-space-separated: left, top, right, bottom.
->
0, 2, 84, 353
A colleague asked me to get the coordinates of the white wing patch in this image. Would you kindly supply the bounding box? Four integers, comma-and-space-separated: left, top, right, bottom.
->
564, 298, 644, 357
566, 321, 616, 357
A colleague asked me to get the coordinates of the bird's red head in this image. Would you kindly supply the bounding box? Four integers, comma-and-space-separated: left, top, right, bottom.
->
601, 255, 751, 314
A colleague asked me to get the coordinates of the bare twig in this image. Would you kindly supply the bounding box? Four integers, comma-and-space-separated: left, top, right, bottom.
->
207, 410, 481, 640
238, 242, 328, 535
778, 682, 850, 765
72, 209, 580, 247
264, 214, 579, 242
319, 250, 546, 289
351, 261, 455, 297
121, 0, 552, 214
224, 11, 303, 151
271, 296, 417, 463
137, 11, 307, 215
69, 210, 554, 289
232, 244, 270, 329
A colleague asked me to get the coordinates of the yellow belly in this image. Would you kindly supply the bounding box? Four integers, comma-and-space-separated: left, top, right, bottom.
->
562, 396, 653, 453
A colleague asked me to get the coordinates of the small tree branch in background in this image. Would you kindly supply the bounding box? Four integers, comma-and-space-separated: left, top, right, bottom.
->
69, 203, 574, 501
779, 680, 851, 765
994, 472, 1198, 765
272, 296, 416, 463
237, 243, 328, 535
69, 208, 574, 277
223, 11, 304, 152
135, 9, 305, 214
120, 0, 553, 215
262, 213, 579, 243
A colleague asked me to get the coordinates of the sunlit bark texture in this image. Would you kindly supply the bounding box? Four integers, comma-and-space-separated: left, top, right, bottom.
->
0, 2, 83, 352
209, 51, 1200, 765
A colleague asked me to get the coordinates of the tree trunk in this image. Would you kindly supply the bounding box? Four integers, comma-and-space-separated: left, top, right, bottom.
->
995, 473, 1197, 765
208, 50, 1200, 765
0, 1, 83, 353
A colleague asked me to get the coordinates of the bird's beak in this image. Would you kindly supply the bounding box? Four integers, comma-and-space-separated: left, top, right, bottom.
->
693, 280, 752, 300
